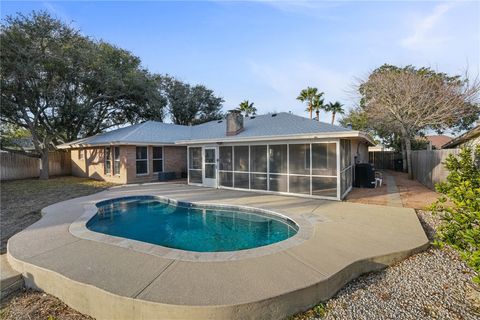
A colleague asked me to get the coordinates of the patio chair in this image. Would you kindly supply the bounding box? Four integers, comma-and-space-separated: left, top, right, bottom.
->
374, 171, 383, 188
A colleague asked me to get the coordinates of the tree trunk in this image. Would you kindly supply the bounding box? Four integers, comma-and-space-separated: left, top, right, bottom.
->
403, 135, 413, 179
331, 112, 335, 124
39, 151, 49, 180
316, 110, 320, 121
401, 139, 407, 173
309, 104, 313, 119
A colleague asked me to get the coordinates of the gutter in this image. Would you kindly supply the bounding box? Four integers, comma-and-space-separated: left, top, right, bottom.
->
174, 131, 376, 146
57, 131, 375, 149
57, 141, 177, 149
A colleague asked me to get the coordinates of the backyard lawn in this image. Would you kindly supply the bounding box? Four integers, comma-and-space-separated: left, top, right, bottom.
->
1, 176, 115, 319
1, 176, 478, 320
0, 176, 116, 254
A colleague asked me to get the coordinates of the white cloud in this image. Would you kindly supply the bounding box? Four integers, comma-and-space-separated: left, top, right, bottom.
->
400, 2, 455, 50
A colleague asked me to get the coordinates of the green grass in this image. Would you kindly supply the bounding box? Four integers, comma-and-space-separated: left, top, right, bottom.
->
0, 176, 116, 253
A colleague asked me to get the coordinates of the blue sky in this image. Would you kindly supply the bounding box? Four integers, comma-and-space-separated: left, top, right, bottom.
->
2, 1, 479, 122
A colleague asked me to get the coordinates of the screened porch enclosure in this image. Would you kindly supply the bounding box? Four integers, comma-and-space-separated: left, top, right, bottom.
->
187, 139, 354, 200
218, 142, 338, 198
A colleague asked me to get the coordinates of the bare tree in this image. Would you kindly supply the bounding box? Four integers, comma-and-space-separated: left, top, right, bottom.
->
359, 64, 479, 178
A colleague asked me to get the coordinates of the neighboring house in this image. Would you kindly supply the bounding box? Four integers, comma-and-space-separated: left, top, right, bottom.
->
11, 137, 36, 150
442, 125, 480, 149
423, 135, 452, 150
58, 111, 374, 200
368, 144, 394, 152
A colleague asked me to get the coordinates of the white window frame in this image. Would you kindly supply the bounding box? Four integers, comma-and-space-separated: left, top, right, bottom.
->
152, 146, 164, 174
113, 146, 121, 176
104, 146, 111, 176
135, 146, 149, 176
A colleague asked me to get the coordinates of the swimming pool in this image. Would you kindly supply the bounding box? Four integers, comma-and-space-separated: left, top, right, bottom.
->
87, 196, 298, 252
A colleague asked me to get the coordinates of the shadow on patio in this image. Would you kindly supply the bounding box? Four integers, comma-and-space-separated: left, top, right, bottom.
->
346, 170, 440, 209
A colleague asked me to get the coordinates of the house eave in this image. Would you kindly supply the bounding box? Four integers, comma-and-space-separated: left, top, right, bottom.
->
57, 141, 176, 149
441, 125, 480, 149
175, 131, 375, 146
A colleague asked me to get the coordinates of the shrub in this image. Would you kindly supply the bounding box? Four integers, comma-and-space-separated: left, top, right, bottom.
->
431, 146, 480, 283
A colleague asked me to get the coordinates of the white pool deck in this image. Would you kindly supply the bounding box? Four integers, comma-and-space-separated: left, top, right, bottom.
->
7, 183, 429, 320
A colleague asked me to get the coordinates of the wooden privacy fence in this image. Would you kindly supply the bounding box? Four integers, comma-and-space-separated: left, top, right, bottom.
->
0, 151, 71, 180
369, 151, 402, 170
411, 149, 460, 189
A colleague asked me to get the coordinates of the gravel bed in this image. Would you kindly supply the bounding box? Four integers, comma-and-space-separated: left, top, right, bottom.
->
292, 210, 479, 320
0, 289, 93, 320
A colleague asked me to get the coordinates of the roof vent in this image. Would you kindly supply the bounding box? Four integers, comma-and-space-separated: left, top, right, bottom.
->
217, 120, 223, 123
250, 116, 256, 119
271, 113, 277, 117
226, 109, 244, 136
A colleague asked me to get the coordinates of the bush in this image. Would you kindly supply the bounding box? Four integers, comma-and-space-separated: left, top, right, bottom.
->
431, 146, 480, 283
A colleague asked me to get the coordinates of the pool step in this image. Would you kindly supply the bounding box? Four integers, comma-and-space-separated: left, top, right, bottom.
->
0, 254, 24, 299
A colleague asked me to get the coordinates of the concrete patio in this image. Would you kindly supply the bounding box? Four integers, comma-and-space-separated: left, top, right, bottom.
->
7, 183, 429, 320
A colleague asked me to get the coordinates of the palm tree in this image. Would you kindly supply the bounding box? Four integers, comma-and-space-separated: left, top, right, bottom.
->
325, 101, 345, 124
238, 100, 257, 117
297, 87, 323, 119
311, 95, 325, 121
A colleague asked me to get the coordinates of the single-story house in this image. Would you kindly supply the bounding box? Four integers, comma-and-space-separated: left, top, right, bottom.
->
442, 125, 480, 149
423, 135, 452, 150
58, 111, 374, 200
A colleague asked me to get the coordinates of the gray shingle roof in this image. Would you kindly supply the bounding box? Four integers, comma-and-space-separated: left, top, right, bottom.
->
59, 112, 361, 148
189, 112, 351, 141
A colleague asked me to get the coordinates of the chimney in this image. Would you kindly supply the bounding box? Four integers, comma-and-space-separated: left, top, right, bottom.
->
226, 109, 244, 136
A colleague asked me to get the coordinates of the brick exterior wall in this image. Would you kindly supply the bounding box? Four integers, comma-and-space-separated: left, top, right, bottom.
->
164, 146, 187, 178
71, 147, 127, 184
71, 148, 87, 178
70, 145, 187, 184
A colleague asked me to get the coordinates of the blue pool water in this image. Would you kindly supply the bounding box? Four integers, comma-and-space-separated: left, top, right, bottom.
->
87, 196, 298, 252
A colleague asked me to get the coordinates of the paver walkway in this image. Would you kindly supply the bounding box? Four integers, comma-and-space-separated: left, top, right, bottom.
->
384, 173, 403, 207
346, 170, 439, 209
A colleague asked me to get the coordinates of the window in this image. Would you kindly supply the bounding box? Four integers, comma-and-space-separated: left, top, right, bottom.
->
250, 145, 267, 173
104, 147, 111, 175
78, 149, 84, 160
312, 143, 337, 176
250, 145, 267, 190
153, 147, 163, 173
219, 146, 233, 187
113, 147, 120, 175
289, 144, 310, 175
268, 145, 287, 192
136, 146, 148, 175
233, 146, 249, 188
188, 147, 202, 184
219, 146, 233, 171
234, 146, 249, 172
268, 145, 287, 173
289, 144, 311, 194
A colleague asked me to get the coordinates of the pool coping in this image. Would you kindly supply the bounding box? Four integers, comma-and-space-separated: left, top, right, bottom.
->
7, 183, 430, 320
69, 195, 316, 262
